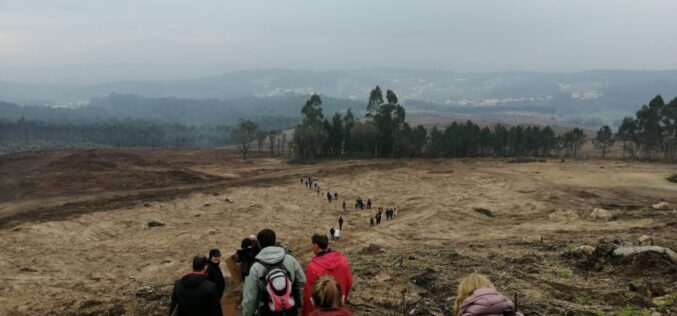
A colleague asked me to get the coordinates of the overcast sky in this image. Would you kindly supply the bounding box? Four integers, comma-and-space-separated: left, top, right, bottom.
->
1, 0, 677, 84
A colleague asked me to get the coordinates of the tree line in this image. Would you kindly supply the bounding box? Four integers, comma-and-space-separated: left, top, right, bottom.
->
290, 87, 588, 160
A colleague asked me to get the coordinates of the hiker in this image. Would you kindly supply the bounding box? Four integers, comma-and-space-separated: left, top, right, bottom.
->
338, 216, 344, 230
454, 273, 523, 316
317, 187, 321, 195
300, 178, 304, 184
334, 192, 338, 200
302, 234, 353, 316
333, 228, 340, 240
342, 200, 346, 210
169, 256, 223, 316
308, 276, 353, 316
236, 236, 259, 282
375, 212, 381, 225
394, 208, 398, 218
327, 192, 332, 202
366, 199, 371, 209
329, 227, 336, 241
369, 217, 374, 227
206, 249, 226, 300
242, 229, 306, 316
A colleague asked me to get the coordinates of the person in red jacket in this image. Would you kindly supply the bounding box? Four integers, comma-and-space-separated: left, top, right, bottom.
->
302, 234, 353, 316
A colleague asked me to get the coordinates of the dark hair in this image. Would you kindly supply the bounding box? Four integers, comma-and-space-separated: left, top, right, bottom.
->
192, 256, 209, 271
312, 233, 329, 250
241, 238, 253, 249
257, 229, 276, 248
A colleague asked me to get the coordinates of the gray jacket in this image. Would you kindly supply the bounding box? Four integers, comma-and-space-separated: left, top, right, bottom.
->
242, 246, 306, 316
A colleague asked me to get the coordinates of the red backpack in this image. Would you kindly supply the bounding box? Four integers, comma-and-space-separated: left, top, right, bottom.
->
257, 259, 296, 315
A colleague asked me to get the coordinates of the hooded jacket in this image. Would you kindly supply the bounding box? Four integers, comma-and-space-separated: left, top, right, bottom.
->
206, 260, 225, 299
302, 250, 353, 316
169, 272, 223, 316
456, 288, 523, 316
242, 246, 306, 316
309, 307, 353, 316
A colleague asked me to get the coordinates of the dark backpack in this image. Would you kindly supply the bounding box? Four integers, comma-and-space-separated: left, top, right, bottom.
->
257, 259, 296, 315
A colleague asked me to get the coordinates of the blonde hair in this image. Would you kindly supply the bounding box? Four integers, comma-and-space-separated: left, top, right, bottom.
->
311, 275, 344, 309
454, 273, 495, 316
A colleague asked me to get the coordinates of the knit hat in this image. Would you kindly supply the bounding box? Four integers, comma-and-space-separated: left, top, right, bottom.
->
208, 248, 221, 258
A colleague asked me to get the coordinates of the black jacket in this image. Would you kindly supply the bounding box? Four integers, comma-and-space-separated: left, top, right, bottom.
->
207, 261, 226, 299
169, 272, 222, 316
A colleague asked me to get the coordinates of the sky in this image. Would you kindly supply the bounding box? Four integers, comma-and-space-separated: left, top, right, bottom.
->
1, 0, 677, 84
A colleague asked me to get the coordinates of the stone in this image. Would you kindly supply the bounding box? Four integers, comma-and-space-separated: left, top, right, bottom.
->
590, 208, 614, 221
652, 202, 670, 210
147, 220, 165, 228
638, 235, 654, 246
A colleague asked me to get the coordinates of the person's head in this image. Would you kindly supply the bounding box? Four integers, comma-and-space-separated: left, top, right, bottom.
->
311, 275, 344, 309
192, 256, 209, 272
311, 233, 329, 255
257, 229, 276, 248
453, 273, 495, 316
208, 249, 221, 264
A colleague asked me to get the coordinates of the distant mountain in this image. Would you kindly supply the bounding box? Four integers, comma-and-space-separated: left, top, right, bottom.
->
1, 68, 676, 125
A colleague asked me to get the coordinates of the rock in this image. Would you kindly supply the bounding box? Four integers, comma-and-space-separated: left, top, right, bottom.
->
525, 235, 543, 243
612, 246, 677, 264
135, 285, 155, 298
652, 202, 670, 210
652, 294, 675, 307
360, 244, 386, 255
590, 208, 614, 221
207, 228, 217, 235
203, 203, 211, 207
225, 198, 233, 203
638, 235, 654, 246
580, 245, 595, 256
147, 220, 165, 228
473, 207, 495, 218
143, 202, 152, 207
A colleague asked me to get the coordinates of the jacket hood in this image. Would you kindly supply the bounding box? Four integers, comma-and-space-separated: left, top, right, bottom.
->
311, 251, 344, 271
458, 288, 515, 316
255, 246, 287, 264
180, 272, 208, 289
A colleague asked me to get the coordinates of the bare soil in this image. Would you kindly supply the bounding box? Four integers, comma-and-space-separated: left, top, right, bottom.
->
0, 149, 675, 315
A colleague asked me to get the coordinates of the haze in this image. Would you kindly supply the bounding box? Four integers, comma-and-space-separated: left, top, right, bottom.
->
1, 0, 677, 84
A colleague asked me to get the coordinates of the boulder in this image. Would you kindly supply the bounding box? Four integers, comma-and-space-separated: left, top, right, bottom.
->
612, 246, 677, 264
590, 208, 614, 221
147, 220, 165, 228
652, 202, 670, 210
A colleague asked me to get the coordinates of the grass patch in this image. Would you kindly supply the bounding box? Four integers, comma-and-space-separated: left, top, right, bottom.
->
667, 174, 677, 183
473, 207, 495, 218
557, 269, 572, 278
617, 306, 651, 316
595, 309, 607, 316
565, 243, 578, 251
576, 294, 593, 306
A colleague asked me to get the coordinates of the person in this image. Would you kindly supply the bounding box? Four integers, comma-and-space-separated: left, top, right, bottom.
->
366, 199, 371, 209
302, 235, 353, 316
242, 229, 306, 316
236, 236, 260, 282
327, 192, 332, 202
453, 273, 523, 316
329, 227, 336, 241
394, 208, 398, 218
334, 192, 338, 200
308, 276, 353, 316
206, 249, 226, 300
369, 217, 374, 227
333, 228, 340, 240
169, 256, 223, 316
338, 216, 344, 230
375, 212, 381, 225
300, 178, 304, 184
317, 187, 321, 195
342, 200, 346, 210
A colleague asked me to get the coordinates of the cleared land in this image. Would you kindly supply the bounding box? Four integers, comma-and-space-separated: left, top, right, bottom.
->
0, 149, 675, 315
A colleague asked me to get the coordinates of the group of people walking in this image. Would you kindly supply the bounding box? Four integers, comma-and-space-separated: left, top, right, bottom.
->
169, 175, 522, 316
170, 228, 354, 316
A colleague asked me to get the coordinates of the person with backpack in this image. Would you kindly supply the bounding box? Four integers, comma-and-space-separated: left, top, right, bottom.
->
302, 234, 353, 316
169, 256, 223, 316
338, 217, 344, 231
242, 229, 306, 316
206, 249, 226, 300
327, 192, 332, 203
333, 228, 340, 240
453, 273, 523, 316
329, 227, 336, 241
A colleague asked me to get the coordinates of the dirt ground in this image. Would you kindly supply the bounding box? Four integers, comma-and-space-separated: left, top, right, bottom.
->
0, 148, 675, 316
